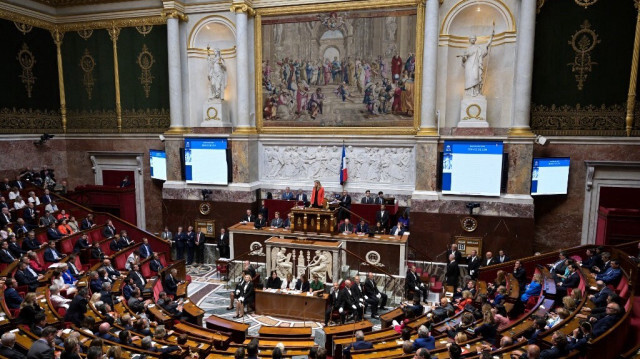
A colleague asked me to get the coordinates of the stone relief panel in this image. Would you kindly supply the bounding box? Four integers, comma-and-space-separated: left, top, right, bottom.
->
259, 144, 415, 188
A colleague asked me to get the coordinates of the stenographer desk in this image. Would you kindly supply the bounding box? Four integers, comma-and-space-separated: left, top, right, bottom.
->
255, 289, 328, 321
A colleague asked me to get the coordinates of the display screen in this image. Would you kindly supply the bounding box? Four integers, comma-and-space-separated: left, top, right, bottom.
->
184, 138, 229, 185
149, 150, 167, 181
531, 157, 570, 195
441, 141, 504, 196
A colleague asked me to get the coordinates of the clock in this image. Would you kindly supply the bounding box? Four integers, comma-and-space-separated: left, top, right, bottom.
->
199, 202, 211, 215
461, 216, 478, 232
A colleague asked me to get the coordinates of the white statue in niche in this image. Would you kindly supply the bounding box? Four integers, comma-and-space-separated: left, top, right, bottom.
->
207, 47, 227, 100
308, 250, 332, 281
272, 247, 293, 278
460, 28, 494, 97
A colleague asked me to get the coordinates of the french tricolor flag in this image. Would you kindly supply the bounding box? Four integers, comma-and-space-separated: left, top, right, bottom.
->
340, 144, 348, 185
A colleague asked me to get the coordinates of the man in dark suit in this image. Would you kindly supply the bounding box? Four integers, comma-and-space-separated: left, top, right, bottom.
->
164, 268, 180, 296
0, 179, 10, 192
592, 303, 623, 337
557, 263, 580, 296
96, 323, 119, 343
466, 249, 481, 279
15, 219, 30, 237
118, 230, 134, 247
406, 265, 427, 301
22, 203, 38, 227
343, 330, 373, 356
38, 211, 55, 228
149, 252, 164, 273
539, 332, 568, 359
41, 189, 53, 205
270, 212, 284, 228
108, 235, 121, 253
338, 190, 351, 220
64, 288, 89, 326
295, 189, 308, 204
0, 241, 16, 263
549, 252, 568, 279
253, 214, 267, 229
374, 191, 385, 205
91, 245, 105, 260
0, 208, 12, 228
185, 226, 196, 265
100, 259, 120, 280
360, 190, 374, 204
482, 251, 497, 267
338, 218, 354, 234
174, 226, 186, 261
447, 244, 463, 264
3, 279, 23, 310
74, 234, 91, 253
375, 205, 390, 230
138, 237, 152, 259
338, 279, 359, 323
446, 254, 461, 290
217, 228, 230, 258
66, 254, 83, 278
242, 210, 255, 223
0, 332, 26, 359
363, 272, 387, 317
26, 326, 56, 359
355, 219, 369, 234
389, 221, 405, 236
15, 262, 40, 292
100, 282, 115, 308
80, 214, 95, 230
581, 248, 603, 272
22, 231, 42, 251
7, 236, 25, 258
44, 240, 65, 263
194, 229, 207, 265
281, 187, 294, 200
11, 178, 24, 191
46, 222, 62, 241
128, 263, 147, 291
89, 272, 102, 293
325, 282, 343, 326
102, 219, 116, 238
589, 280, 613, 308
497, 250, 510, 263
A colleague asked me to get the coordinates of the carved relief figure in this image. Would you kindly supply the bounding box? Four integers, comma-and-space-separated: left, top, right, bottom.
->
272, 247, 293, 278
308, 250, 332, 281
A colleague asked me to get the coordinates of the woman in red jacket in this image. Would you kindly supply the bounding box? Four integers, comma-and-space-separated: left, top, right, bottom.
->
310, 180, 325, 208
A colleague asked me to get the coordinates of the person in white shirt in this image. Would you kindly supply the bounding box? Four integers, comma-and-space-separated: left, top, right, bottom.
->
13, 196, 26, 210
27, 191, 41, 206
125, 250, 140, 271
8, 188, 20, 200
281, 272, 297, 290
44, 201, 59, 213
49, 284, 71, 310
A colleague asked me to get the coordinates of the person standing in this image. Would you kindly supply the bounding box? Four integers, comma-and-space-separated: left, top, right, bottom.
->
446, 254, 461, 290
194, 229, 206, 265
217, 228, 230, 259
310, 180, 325, 208
173, 226, 186, 261
185, 226, 196, 265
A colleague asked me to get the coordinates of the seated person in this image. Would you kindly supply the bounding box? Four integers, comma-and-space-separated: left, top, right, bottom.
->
254, 213, 267, 229
270, 212, 285, 228
338, 218, 354, 234
343, 330, 372, 356
355, 219, 369, 234
389, 221, 405, 236
44, 240, 65, 263
309, 274, 324, 294
412, 325, 435, 351
294, 273, 310, 292
593, 259, 623, 286
520, 273, 543, 302
266, 271, 282, 289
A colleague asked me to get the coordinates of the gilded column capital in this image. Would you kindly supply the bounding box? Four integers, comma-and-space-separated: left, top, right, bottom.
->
107, 26, 121, 42
162, 9, 189, 22
230, 3, 256, 17
51, 29, 64, 46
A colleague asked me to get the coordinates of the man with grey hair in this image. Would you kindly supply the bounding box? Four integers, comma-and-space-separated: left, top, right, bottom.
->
413, 325, 435, 351
402, 340, 414, 354
49, 284, 71, 310
343, 330, 373, 356
414, 348, 430, 359
0, 332, 25, 359
140, 336, 179, 354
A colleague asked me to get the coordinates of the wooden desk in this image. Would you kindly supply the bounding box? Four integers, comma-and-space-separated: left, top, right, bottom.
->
229, 223, 408, 276
324, 320, 373, 355
205, 315, 250, 344
182, 298, 205, 325
255, 289, 328, 321
258, 325, 312, 338
379, 307, 403, 328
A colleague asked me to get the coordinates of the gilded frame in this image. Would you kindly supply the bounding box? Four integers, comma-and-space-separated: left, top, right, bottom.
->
254, 0, 425, 135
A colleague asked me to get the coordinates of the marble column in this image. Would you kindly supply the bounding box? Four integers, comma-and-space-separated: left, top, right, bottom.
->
510, 0, 536, 136
166, 14, 185, 132
232, 4, 255, 132
418, 0, 439, 136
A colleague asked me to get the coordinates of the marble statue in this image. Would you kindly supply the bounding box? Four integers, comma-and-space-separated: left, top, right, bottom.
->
308, 250, 332, 281
460, 29, 494, 97
273, 247, 293, 278
207, 47, 227, 100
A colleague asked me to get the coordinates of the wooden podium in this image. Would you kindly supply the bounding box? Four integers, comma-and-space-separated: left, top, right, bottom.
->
290, 207, 339, 235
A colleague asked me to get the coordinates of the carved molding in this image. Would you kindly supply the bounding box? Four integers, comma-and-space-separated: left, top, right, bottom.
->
0, 108, 62, 133
530, 103, 632, 136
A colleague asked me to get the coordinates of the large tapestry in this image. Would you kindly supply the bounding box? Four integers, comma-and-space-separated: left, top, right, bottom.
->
258, 4, 419, 130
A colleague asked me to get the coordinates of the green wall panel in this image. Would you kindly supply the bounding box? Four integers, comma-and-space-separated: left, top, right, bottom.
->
0, 19, 60, 111
532, 0, 636, 107
118, 25, 169, 111
62, 29, 116, 111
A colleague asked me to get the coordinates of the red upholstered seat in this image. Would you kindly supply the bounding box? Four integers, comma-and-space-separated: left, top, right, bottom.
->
525, 295, 539, 311
57, 307, 67, 317
59, 237, 74, 254
430, 276, 443, 293
89, 229, 102, 244
141, 261, 152, 278
100, 240, 112, 256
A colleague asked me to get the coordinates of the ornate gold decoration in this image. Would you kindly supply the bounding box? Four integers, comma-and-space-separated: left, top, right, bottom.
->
574, 0, 598, 9
66, 109, 118, 133
121, 109, 171, 132
135, 25, 153, 36
463, 104, 482, 121
161, 9, 188, 22
17, 43, 36, 98
199, 202, 211, 215
461, 217, 478, 232
0, 108, 62, 133
77, 29, 93, 40
80, 48, 96, 100
568, 20, 600, 91
230, 3, 256, 16
136, 44, 155, 98
206, 107, 220, 121
531, 103, 629, 136
108, 25, 122, 132
14, 22, 33, 35
51, 29, 67, 132
625, 7, 640, 136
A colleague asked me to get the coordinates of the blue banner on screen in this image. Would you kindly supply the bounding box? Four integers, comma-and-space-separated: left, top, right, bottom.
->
531, 157, 570, 195
184, 138, 228, 185
442, 141, 504, 196
149, 150, 167, 181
